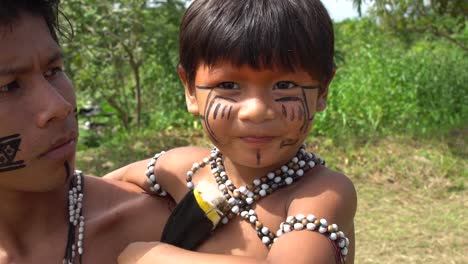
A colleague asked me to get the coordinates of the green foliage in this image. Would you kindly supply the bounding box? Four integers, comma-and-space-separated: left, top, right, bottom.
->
350, 0, 467, 51
61, 0, 187, 132
314, 18, 467, 140
61, 2, 466, 146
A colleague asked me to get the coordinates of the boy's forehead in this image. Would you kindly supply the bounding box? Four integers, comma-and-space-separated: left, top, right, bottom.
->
198, 60, 317, 78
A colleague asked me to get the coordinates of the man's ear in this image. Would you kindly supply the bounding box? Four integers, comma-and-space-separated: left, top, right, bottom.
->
317, 68, 336, 111
178, 65, 199, 115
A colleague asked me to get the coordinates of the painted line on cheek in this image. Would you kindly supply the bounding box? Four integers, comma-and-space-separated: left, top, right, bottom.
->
203, 90, 219, 143
213, 103, 222, 120
221, 105, 227, 119
301, 88, 312, 121
227, 106, 233, 120
196, 85, 215, 90
301, 85, 320, 90
0, 134, 26, 173
291, 107, 295, 122
280, 139, 300, 149
282, 104, 287, 118
256, 150, 261, 166
275, 97, 301, 102
298, 106, 303, 121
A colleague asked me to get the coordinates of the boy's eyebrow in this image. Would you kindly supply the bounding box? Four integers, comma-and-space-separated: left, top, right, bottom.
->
0, 50, 64, 76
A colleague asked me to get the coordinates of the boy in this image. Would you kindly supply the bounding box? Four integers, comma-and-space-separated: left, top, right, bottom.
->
0, 1, 172, 263
112, 0, 357, 263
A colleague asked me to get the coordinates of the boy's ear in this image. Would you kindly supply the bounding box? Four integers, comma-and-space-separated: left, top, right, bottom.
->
178, 65, 200, 115
316, 68, 336, 111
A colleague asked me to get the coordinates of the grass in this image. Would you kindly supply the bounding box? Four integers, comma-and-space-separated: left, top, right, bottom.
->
76, 128, 467, 263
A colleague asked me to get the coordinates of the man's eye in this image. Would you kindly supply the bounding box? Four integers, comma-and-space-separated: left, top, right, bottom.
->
44, 67, 63, 79
0, 82, 20, 93
217, 82, 240, 90
274, 81, 298, 90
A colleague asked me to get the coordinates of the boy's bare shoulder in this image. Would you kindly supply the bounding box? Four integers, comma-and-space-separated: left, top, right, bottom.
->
287, 166, 357, 228
159, 146, 212, 170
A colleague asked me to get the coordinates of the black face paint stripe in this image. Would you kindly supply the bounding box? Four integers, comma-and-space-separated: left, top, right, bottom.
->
282, 104, 287, 118
256, 150, 261, 165
221, 105, 227, 119
0, 134, 25, 172
227, 106, 233, 120
213, 103, 222, 120
300, 85, 320, 90
280, 138, 300, 148
291, 107, 295, 121
301, 88, 313, 121
204, 90, 219, 143
275, 97, 301, 102
298, 106, 303, 121
204, 95, 238, 143
196, 85, 215, 90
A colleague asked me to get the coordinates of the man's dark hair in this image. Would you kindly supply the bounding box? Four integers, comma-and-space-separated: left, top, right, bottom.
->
0, 0, 60, 43
179, 0, 335, 88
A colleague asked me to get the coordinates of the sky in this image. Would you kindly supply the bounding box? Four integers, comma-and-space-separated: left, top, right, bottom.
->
321, 0, 369, 22
185, 0, 370, 22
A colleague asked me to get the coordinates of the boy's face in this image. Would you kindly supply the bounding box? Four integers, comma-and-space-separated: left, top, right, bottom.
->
181, 61, 331, 170
0, 13, 78, 192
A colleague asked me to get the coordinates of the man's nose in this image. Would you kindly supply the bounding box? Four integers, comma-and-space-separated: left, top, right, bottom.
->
34, 77, 73, 128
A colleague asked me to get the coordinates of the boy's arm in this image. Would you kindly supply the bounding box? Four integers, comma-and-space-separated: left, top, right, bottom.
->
118, 170, 357, 264
103, 160, 153, 193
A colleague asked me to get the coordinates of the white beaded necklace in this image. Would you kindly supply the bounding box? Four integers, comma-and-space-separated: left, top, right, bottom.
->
146, 146, 349, 260
63, 170, 85, 264
184, 145, 324, 247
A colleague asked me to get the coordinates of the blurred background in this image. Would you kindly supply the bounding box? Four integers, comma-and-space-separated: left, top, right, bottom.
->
61, 0, 466, 263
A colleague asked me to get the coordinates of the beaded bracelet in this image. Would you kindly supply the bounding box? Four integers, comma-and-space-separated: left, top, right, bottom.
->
276, 214, 349, 258
145, 151, 168, 196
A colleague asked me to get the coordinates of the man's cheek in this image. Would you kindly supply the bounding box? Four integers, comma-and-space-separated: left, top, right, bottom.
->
0, 134, 26, 173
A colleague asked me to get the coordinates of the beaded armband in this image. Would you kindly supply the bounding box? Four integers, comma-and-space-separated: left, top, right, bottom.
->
145, 151, 168, 196
276, 214, 349, 259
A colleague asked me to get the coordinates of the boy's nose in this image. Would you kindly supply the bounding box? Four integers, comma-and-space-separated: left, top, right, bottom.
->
35, 78, 73, 128
237, 97, 275, 124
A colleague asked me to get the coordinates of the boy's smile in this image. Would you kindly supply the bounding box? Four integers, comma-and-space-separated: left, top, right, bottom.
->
182, 62, 329, 172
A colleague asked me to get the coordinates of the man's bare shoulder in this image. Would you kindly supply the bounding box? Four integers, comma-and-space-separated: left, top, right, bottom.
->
83, 176, 172, 241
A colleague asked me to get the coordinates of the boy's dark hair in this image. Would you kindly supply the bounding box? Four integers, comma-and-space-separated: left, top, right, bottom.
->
0, 0, 60, 43
179, 0, 335, 89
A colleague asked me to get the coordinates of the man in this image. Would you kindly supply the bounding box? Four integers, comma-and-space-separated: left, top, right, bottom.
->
0, 1, 171, 263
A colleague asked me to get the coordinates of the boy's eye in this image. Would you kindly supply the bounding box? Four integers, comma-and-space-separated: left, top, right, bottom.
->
274, 81, 299, 90
0, 81, 20, 94
44, 67, 63, 79
216, 82, 240, 90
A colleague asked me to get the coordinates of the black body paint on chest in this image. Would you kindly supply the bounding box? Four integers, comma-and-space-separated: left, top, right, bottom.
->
0, 134, 26, 172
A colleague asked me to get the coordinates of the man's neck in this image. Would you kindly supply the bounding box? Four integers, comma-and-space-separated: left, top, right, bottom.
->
0, 185, 69, 257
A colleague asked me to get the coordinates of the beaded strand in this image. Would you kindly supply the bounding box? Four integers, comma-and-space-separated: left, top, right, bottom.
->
146, 151, 168, 196
145, 146, 349, 260
63, 170, 85, 264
